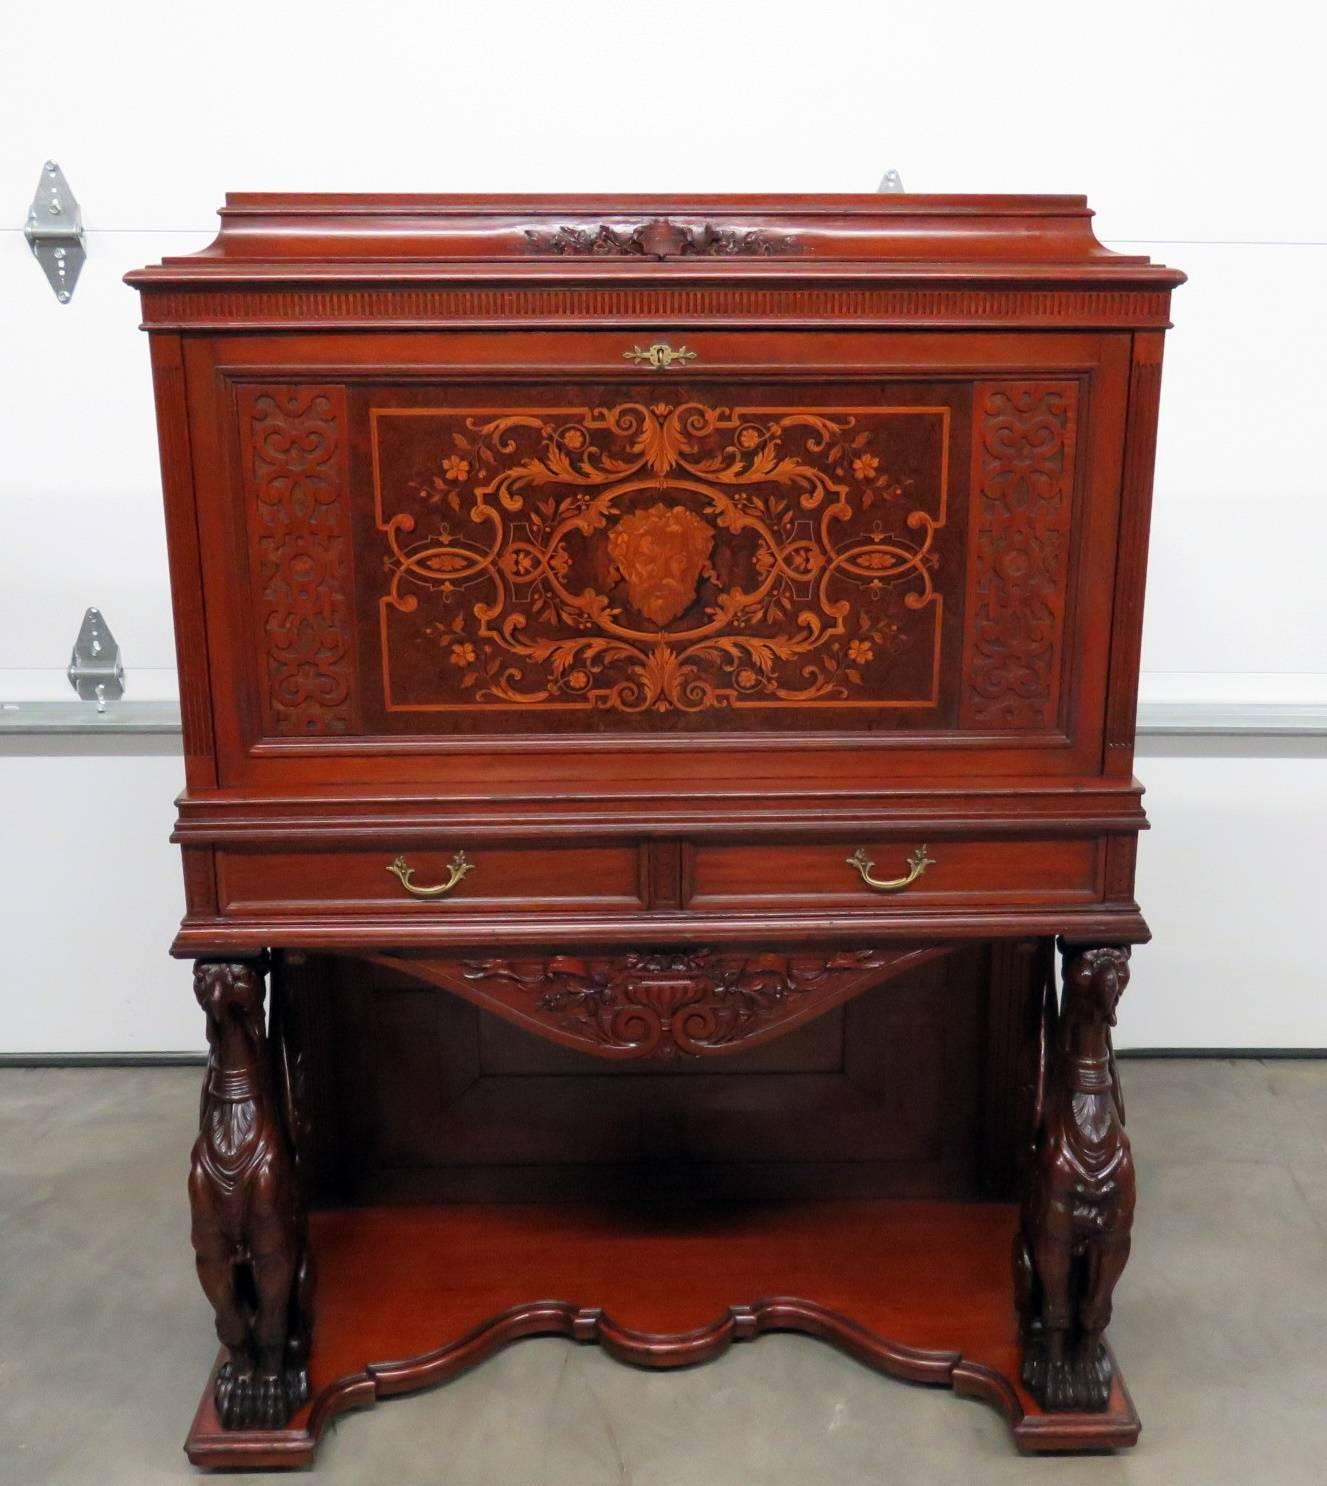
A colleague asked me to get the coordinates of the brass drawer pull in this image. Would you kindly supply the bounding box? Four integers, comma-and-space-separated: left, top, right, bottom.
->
624, 341, 697, 370
387, 851, 474, 899
846, 844, 935, 893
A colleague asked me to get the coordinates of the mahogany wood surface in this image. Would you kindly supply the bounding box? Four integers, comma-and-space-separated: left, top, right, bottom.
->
130, 193, 1178, 1467
285, 946, 1025, 1206
184, 1200, 1140, 1468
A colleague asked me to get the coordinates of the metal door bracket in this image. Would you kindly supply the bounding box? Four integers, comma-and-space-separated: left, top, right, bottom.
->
877, 169, 905, 194
67, 608, 124, 708
25, 162, 86, 303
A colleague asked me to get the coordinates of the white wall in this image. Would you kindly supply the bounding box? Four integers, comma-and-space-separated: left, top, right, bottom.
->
0, 744, 196, 1052
1130, 741, 1327, 1047
1, 0, 1325, 1051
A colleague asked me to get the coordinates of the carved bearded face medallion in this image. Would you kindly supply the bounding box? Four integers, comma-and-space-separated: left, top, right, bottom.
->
606, 502, 714, 627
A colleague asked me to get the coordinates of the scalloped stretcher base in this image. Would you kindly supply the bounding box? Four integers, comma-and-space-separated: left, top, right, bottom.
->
184, 1199, 1139, 1468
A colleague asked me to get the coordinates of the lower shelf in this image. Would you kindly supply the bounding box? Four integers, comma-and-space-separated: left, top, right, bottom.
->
185, 1198, 1140, 1468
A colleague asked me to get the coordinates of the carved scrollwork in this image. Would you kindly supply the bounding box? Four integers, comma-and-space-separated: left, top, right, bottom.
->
376, 399, 947, 717
961, 382, 1078, 729
525, 224, 648, 256
455, 946, 937, 1059
524, 219, 799, 258
685, 224, 800, 257
241, 386, 356, 736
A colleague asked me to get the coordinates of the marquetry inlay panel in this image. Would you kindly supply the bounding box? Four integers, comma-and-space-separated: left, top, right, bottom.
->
368, 390, 961, 734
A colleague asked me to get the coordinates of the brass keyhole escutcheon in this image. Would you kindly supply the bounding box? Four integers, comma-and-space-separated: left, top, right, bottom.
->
846, 844, 935, 893
387, 851, 474, 899
623, 341, 697, 370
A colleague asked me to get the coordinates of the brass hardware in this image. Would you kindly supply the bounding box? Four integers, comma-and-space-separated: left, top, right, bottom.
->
846, 844, 935, 893
387, 851, 474, 899
623, 342, 697, 370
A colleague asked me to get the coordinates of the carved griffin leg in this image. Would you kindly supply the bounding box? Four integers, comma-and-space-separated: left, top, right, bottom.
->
189, 959, 313, 1430
1016, 944, 1135, 1412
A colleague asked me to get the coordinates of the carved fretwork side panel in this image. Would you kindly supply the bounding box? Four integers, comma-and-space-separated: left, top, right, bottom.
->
368, 393, 961, 733
239, 385, 357, 736
961, 382, 1079, 728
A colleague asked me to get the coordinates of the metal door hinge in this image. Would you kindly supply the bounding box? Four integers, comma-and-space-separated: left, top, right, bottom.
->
67, 608, 124, 708
26, 162, 86, 303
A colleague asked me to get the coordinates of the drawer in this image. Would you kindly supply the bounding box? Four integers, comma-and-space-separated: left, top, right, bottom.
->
684, 837, 1103, 912
215, 842, 645, 915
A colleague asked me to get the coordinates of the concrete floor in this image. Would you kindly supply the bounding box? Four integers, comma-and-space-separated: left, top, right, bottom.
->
2, 1061, 1325, 1485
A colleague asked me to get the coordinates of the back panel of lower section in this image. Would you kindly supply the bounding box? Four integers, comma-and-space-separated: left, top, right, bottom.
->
279, 942, 1041, 1206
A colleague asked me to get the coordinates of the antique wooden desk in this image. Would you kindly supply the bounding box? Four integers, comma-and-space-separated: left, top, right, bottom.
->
129, 194, 1181, 1466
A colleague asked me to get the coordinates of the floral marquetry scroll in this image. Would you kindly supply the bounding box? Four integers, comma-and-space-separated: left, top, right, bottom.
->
240, 386, 357, 736
371, 396, 956, 732
961, 382, 1079, 729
